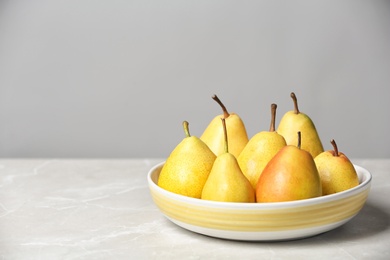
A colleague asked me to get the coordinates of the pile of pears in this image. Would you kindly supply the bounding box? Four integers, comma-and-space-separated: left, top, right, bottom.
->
158, 92, 359, 203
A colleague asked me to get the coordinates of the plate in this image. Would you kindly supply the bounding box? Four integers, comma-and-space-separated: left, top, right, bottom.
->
147, 162, 371, 241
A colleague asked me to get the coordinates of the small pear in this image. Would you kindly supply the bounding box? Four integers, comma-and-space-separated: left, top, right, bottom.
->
238, 103, 287, 189
314, 139, 359, 195
158, 121, 216, 198
200, 94, 249, 158
277, 92, 324, 158
256, 132, 322, 202
201, 118, 255, 203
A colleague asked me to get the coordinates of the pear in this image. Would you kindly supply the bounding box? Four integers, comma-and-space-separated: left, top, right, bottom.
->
256, 132, 322, 202
277, 92, 324, 158
201, 118, 255, 203
314, 139, 359, 195
158, 121, 216, 198
200, 94, 249, 158
238, 103, 287, 189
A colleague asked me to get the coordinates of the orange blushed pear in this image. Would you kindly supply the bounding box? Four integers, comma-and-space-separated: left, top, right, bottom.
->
256, 131, 322, 202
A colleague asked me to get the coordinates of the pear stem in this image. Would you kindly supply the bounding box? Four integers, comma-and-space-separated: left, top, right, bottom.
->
297, 131, 301, 149
291, 92, 300, 114
269, 103, 277, 132
221, 118, 229, 153
182, 121, 191, 138
330, 139, 339, 157
212, 94, 230, 119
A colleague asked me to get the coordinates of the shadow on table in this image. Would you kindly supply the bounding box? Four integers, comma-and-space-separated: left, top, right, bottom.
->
312, 202, 390, 242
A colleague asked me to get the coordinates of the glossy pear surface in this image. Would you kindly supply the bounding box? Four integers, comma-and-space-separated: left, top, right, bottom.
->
314, 150, 359, 195
256, 145, 322, 202
201, 113, 248, 158
201, 153, 255, 203
238, 131, 286, 189
158, 135, 216, 198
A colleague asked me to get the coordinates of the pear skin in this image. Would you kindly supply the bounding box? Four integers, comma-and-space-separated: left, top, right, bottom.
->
256, 132, 322, 202
238, 104, 286, 189
200, 95, 249, 158
314, 139, 359, 195
201, 118, 255, 203
158, 121, 216, 198
202, 153, 255, 202
277, 92, 324, 158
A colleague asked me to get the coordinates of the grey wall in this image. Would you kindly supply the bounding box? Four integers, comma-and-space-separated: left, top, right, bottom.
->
1, 0, 389, 159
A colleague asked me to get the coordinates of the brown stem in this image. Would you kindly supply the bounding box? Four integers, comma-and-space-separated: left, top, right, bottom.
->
221, 118, 229, 153
269, 103, 277, 132
330, 139, 339, 157
297, 131, 301, 149
291, 92, 300, 114
183, 121, 191, 137
212, 94, 230, 118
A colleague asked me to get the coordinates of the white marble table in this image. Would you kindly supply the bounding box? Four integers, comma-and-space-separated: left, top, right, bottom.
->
0, 158, 389, 259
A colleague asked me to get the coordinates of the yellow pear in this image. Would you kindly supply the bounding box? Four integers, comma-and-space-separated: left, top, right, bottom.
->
201, 118, 255, 203
277, 92, 324, 158
200, 95, 249, 158
314, 139, 359, 195
158, 121, 216, 198
256, 132, 322, 202
238, 103, 287, 189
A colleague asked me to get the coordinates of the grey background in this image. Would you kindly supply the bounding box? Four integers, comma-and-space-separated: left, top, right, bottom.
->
1, 0, 389, 159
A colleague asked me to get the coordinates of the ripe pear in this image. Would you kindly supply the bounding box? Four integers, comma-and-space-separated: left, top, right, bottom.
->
277, 92, 324, 158
158, 121, 216, 198
256, 132, 322, 202
200, 94, 249, 158
314, 139, 359, 195
238, 103, 287, 189
201, 118, 255, 203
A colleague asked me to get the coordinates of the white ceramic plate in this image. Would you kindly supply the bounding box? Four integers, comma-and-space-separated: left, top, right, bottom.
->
148, 162, 371, 241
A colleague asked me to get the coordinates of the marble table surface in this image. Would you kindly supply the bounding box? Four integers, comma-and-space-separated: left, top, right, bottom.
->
0, 158, 389, 259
